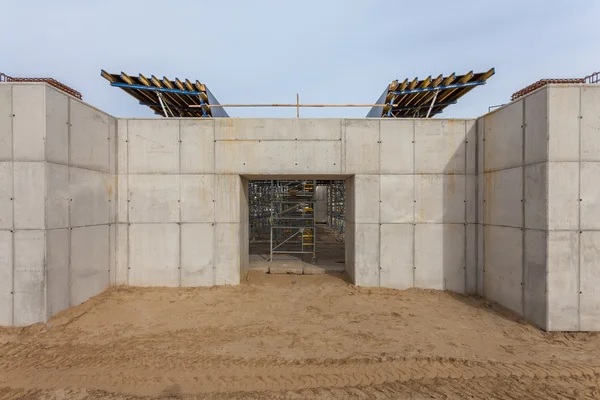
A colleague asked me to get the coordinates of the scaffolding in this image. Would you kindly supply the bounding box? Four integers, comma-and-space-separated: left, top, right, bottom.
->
248, 180, 346, 262
249, 180, 273, 242
326, 181, 345, 242
269, 181, 317, 262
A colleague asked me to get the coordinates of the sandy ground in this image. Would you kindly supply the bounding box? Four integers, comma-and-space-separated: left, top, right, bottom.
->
1, 272, 600, 399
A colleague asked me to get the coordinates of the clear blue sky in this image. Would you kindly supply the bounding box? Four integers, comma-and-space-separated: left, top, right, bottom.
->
2, 0, 599, 118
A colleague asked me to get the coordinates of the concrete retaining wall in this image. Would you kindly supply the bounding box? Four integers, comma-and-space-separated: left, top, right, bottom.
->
2, 82, 600, 331
0, 83, 115, 325
344, 119, 476, 291
115, 119, 248, 287
478, 84, 600, 331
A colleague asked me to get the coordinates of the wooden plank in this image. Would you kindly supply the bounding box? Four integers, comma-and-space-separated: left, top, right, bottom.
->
437, 70, 473, 103
120, 72, 134, 85
100, 70, 115, 83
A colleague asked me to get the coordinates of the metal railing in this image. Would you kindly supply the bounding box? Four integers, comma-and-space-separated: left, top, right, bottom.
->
585, 72, 600, 84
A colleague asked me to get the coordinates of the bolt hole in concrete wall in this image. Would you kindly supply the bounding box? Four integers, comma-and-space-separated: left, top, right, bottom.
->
248, 179, 346, 276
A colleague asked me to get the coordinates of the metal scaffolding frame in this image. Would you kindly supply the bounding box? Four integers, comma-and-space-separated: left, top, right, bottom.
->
327, 181, 345, 242
248, 180, 346, 262
269, 180, 317, 262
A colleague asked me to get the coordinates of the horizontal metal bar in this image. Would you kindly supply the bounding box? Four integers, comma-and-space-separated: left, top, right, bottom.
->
272, 251, 314, 254
191, 103, 391, 108
111, 82, 203, 96
390, 81, 485, 96
392, 100, 457, 111
139, 102, 200, 111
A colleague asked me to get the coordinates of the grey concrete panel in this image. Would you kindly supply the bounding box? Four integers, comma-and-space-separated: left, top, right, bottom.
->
483, 101, 523, 172
181, 120, 215, 174
314, 186, 327, 223
45, 87, 69, 165
116, 175, 128, 223
70, 167, 110, 227
523, 229, 547, 330
415, 174, 465, 224
548, 86, 580, 162
239, 178, 249, 280
109, 224, 116, 286
128, 119, 179, 173
215, 118, 341, 141
415, 119, 466, 174
379, 224, 413, 289
46, 163, 69, 229
46, 228, 69, 318
380, 175, 413, 223
181, 175, 215, 223
69, 99, 110, 172
0, 85, 11, 161
345, 221, 355, 282
466, 120, 477, 175
115, 223, 128, 285
215, 223, 241, 285
0, 230, 12, 325
547, 231, 579, 331
581, 86, 600, 161
13, 230, 45, 325
345, 177, 355, 223
379, 120, 413, 174
12, 85, 45, 161
117, 120, 128, 174
466, 175, 476, 224
345, 120, 379, 174
108, 117, 116, 175
354, 175, 380, 223
108, 173, 116, 224
477, 224, 484, 296
483, 225, 523, 314
13, 162, 45, 229
466, 224, 477, 294
443, 224, 466, 293
477, 174, 483, 224
415, 224, 465, 292
215, 140, 341, 175
524, 163, 547, 230
0, 162, 13, 229
524, 88, 548, 165
483, 167, 523, 227
548, 162, 579, 230
580, 231, 600, 331
129, 223, 180, 287
477, 118, 484, 174
70, 225, 110, 306
128, 174, 180, 223
181, 223, 214, 286
580, 162, 600, 230
215, 175, 241, 223
353, 223, 379, 287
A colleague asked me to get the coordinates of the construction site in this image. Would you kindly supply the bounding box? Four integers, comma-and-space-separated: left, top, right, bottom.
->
1, 68, 600, 399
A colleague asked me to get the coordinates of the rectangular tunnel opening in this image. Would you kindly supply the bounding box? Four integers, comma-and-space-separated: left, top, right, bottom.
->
247, 179, 347, 275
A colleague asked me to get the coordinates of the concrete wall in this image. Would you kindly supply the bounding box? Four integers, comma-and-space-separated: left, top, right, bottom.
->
115, 119, 248, 287
4, 82, 600, 332
0, 83, 115, 325
544, 85, 600, 331
344, 119, 476, 291
478, 84, 600, 331
315, 186, 327, 223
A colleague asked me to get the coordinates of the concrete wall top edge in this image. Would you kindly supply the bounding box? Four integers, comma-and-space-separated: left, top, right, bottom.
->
0, 82, 116, 119
117, 117, 477, 121
481, 83, 597, 119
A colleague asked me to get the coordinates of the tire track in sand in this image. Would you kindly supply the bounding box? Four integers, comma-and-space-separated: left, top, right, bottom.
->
0, 354, 599, 396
